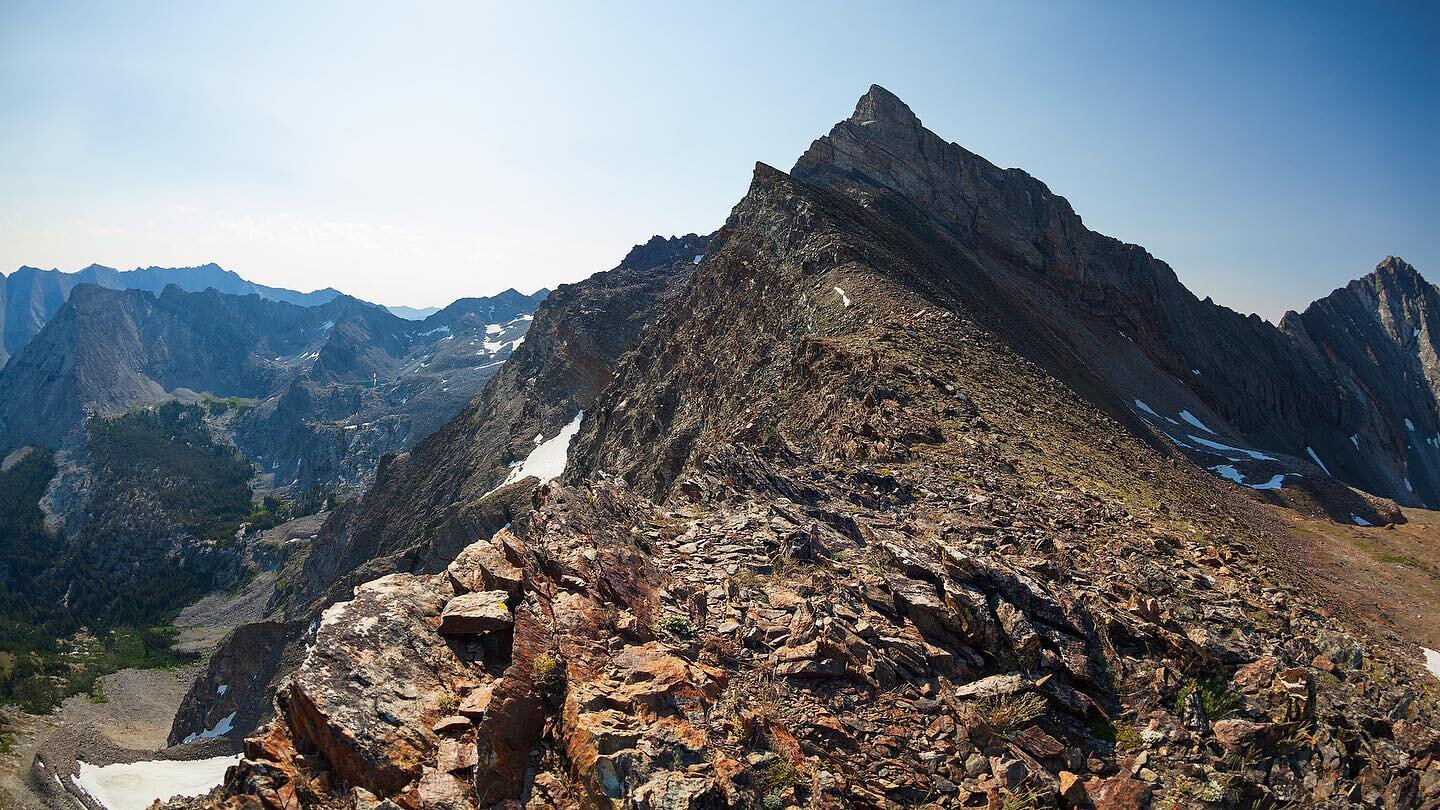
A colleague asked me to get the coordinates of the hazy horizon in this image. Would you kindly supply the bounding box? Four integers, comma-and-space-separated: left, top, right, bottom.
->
2, 2, 1435, 317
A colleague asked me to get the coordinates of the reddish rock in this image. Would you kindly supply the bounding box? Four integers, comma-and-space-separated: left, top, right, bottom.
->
458, 682, 496, 720
418, 767, 475, 809
1085, 776, 1152, 810
447, 537, 525, 597
1212, 718, 1285, 754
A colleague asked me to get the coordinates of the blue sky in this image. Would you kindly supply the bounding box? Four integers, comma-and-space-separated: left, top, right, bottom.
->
1, 1, 1435, 318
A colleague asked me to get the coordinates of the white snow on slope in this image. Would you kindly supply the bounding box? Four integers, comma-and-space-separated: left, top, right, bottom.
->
1133, 400, 1179, 425
72, 755, 240, 810
181, 712, 235, 744
1187, 435, 1277, 461
1351, 514, 1372, 527
833, 287, 851, 307
1351, 434, 1360, 449
693, 254, 705, 264
1306, 447, 1332, 476
500, 412, 584, 489
486, 323, 501, 335
1179, 410, 1216, 435
1407, 418, 1416, 431
1209, 465, 1286, 490
1424, 648, 1440, 679
418, 325, 450, 337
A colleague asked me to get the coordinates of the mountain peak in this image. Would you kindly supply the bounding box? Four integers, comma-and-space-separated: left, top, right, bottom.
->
849, 84, 921, 129
1374, 255, 1421, 280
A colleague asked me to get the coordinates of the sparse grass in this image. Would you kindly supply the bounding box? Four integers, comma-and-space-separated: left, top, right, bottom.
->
1379, 552, 1428, 570
660, 615, 697, 640
1173, 676, 1240, 721
961, 692, 1047, 739
1113, 723, 1143, 754
1001, 785, 1050, 810
436, 690, 460, 715
531, 652, 565, 700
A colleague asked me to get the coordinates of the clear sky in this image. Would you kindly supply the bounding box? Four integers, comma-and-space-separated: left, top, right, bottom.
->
1, 2, 1435, 319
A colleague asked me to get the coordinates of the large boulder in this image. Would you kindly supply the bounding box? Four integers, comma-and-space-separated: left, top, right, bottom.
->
438, 590, 514, 636
281, 573, 478, 796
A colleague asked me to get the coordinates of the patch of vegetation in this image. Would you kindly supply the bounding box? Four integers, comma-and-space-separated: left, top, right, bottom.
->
246, 494, 295, 532
436, 690, 460, 715
1173, 676, 1240, 721
2, 626, 195, 715
0, 410, 232, 715
531, 652, 565, 701
758, 759, 805, 809
962, 692, 1048, 739
202, 395, 256, 413
87, 402, 254, 541
1378, 552, 1428, 570
660, 615, 697, 640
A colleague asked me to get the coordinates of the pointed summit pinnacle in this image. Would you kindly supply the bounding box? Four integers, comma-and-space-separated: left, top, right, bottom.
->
850, 84, 922, 129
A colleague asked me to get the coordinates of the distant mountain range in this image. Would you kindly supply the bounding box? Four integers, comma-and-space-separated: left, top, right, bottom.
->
0, 262, 348, 366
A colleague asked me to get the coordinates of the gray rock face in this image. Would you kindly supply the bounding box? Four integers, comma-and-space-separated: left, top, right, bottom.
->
0, 261, 343, 366
0, 282, 546, 500
788, 85, 1438, 513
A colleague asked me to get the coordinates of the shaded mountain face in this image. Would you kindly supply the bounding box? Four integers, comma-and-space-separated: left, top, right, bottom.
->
784, 86, 1433, 516
0, 262, 344, 366
179, 90, 1440, 809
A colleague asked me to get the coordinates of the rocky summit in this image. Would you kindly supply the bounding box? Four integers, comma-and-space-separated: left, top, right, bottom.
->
146, 87, 1440, 810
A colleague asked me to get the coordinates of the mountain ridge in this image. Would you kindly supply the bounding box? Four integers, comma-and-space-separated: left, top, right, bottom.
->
173, 87, 1440, 809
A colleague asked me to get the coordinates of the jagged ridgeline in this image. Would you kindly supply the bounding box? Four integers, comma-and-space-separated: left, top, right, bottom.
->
170, 87, 1440, 809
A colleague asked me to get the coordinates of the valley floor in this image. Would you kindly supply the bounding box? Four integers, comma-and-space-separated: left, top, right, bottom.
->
0, 566, 277, 809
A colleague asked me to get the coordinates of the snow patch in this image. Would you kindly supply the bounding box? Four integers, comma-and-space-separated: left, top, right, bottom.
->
181, 712, 236, 744
1350, 434, 1360, 449
1187, 435, 1276, 461
1306, 447, 1332, 476
419, 325, 451, 337
833, 287, 851, 308
499, 412, 584, 489
1133, 400, 1179, 425
485, 323, 501, 335
72, 755, 240, 810
1209, 465, 1286, 490
1191, 369, 1201, 376
692, 254, 705, 265
1351, 514, 1372, 526
1407, 418, 1416, 431
1424, 648, 1440, 679
1178, 410, 1216, 435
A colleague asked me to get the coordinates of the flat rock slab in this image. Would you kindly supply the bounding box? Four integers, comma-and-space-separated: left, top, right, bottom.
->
438, 590, 514, 636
